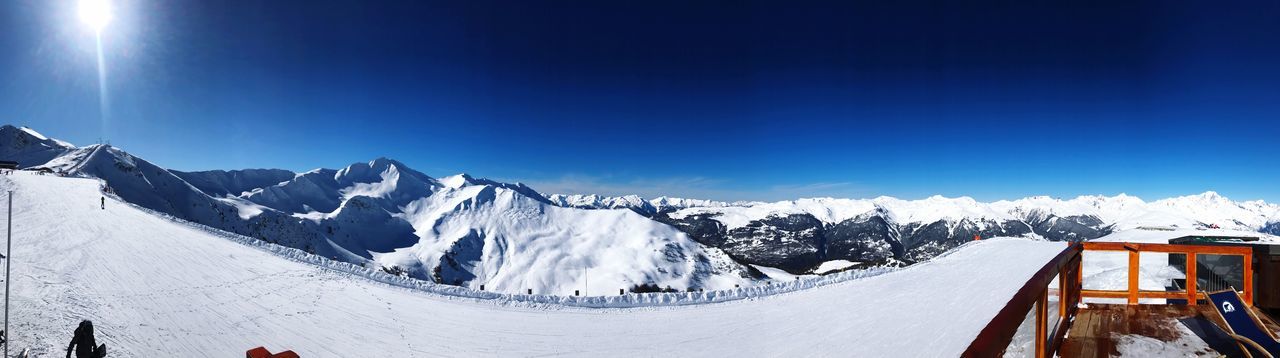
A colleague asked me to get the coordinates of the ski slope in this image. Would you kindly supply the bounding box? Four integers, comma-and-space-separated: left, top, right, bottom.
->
0, 172, 1069, 357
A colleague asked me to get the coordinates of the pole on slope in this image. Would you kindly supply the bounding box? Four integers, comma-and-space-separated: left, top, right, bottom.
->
4, 191, 11, 358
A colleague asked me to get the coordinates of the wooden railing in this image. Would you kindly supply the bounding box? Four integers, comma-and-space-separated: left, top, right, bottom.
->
965, 241, 1257, 357
1079, 242, 1254, 306
963, 243, 1082, 357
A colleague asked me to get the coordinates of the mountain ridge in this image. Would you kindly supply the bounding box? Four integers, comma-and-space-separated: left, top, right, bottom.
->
3, 126, 759, 294
4, 124, 1277, 282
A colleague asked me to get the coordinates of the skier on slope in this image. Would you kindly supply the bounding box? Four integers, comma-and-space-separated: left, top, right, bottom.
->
66, 320, 106, 358
100, 196, 104, 210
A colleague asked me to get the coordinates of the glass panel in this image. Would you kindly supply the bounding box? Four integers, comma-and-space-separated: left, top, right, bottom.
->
1136, 252, 1186, 304
1139, 251, 1182, 289
1163, 253, 1190, 303
1046, 273, 1061, 347
1003, 300, 1037, 357
1196, 253, 1245, 293
1081, 250, 1128, 304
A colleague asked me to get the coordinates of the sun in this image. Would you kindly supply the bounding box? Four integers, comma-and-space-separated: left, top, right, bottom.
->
77, 0, 113, 33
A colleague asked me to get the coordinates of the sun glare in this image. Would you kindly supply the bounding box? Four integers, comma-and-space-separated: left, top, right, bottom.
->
77, 0, 112, 33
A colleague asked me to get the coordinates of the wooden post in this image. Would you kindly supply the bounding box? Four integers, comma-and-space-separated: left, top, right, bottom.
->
1243, 253, 1254, 306
1127, 249, 1139, 305
1076, 255, 1083, 299
1075, 255, 1083, 309
1059, 268, 1067, 318
1186, 253, 1197, 305
1035, 290, 1048, 358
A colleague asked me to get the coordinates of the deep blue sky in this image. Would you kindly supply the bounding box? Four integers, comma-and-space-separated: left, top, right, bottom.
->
2, 1, 1278, 202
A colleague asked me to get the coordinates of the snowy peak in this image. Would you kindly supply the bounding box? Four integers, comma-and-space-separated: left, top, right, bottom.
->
335, 157, 432, 184
4, 125, 75, 148
1157, 191, 1233, 207
446, 173, 554, 205
244, 168, 345, 213
242, 157, 444, 215
0, 124, 76, 168
439, 173, 471, 189
671, 191, 1280, 235
387, 182, 754, 293
335, 158, 438, 208
1194, 190, 1225, 200
545, 193, 728, 215
37, 144, 135, 176
872, 195, 1008, 224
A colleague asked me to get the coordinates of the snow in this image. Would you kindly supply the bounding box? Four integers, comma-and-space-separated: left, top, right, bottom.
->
673, 195, 1020, 230
1082, 230, 1184, 304
1112, 320, 1216, 357
674, 197, 879, 229
1080, 228, 1269, 304
439, 173, 469, 189
751, 264, 815, 281
648, 196, 730, 210
243, 168, 345, 213
0, 125, 75, 168
16, 126, 74, 148
335, 158, 433, 205
384, 182, 757, 294
670, 195, 1014, 230
874, 195, 1014, 225
215, 196, 269, 220
544, 193, 729, 214
1093, 227, 1268, 244
671, 191, 1280, 236
812, 259, 858, 274
170, 168, 294, 197
0, 172, 1072, 356
26, 140, 760, 295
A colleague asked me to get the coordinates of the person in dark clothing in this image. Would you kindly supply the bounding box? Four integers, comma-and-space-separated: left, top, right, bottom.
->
100, 196, 104, 210
66, 320, 106, 358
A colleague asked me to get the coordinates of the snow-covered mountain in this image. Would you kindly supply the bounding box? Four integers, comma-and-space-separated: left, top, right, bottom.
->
544, 193, 730, 215
234, 162, 757, 293
0, 170, 1070, 356
649, 193, 1280, 273
0, 125, 75, 168
171, 168, 295, 197
5, 124, 1278, 283
4, 127, 757, 294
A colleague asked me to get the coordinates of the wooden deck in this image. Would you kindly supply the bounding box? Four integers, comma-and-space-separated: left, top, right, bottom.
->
1059, 304, 1280, 357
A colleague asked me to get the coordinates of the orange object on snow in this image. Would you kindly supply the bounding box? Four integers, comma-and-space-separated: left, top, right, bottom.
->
974, 234, 981, 241
247, 346, 300, 358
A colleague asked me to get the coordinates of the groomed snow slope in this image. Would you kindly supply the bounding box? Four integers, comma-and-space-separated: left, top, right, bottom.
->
0, 172, 1068, 357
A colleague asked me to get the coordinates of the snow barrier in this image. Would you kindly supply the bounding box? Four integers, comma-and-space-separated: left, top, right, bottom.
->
89, 177, 1020, 310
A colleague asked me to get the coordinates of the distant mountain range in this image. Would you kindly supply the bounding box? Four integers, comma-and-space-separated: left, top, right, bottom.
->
552, 192, 1280, 272
544, 194, 733, 216
3, 124, 1277, 292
